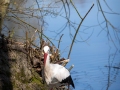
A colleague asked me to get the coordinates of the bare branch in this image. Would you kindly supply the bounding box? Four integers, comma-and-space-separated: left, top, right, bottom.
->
68, 3, 94, 59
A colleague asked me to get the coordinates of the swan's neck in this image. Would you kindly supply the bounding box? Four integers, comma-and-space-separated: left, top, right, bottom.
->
44, 53, 50, 67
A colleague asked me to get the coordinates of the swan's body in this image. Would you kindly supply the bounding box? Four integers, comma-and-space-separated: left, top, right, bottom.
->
43, 46, 75, 89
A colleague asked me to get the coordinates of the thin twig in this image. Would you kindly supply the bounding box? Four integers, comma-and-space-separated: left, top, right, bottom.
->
35, 0, 44, 47
68, 3, 94, 59
97, 0, 118, 49
10, 15, 54, 46
58, 34, 64, 49
68, 65, 74, 71
70, 0, 82, 19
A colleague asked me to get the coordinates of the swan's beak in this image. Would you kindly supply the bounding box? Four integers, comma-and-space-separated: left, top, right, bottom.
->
44, 53, 48, 66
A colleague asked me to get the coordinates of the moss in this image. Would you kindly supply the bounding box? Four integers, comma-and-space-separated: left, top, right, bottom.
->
20, 67, 26, 83
31, 77, 41, 84
14, 67, 28, 84
0, 40, 47, 90
29, 76, 46, 90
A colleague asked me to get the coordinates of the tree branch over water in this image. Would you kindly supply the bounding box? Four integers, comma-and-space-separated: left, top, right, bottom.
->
68, 3, 94, 59
97, 0, 120, 49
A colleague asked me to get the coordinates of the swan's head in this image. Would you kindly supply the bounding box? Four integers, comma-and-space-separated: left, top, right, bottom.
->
43, 46, 50, 65
43, 46, 50, 54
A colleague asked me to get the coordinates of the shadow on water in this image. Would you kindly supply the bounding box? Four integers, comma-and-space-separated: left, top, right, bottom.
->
69, 41, 120, 90
105, 48, 120, 90
0, 35, 13, 90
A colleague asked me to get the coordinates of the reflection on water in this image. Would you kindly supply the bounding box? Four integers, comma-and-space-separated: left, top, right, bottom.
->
45, 0, 120, 90
70, 46, 120, 90
3, 0, 120, 90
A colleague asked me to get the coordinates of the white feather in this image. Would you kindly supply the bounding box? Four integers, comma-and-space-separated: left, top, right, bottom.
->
43, 46, 70, 85
50, 64, 70, 82
44, 63, 70, 84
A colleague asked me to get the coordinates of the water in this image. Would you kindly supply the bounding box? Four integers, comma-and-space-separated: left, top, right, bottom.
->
44, 0, 120, 90
3, 0, 120, 90
69, 45, 120, 90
